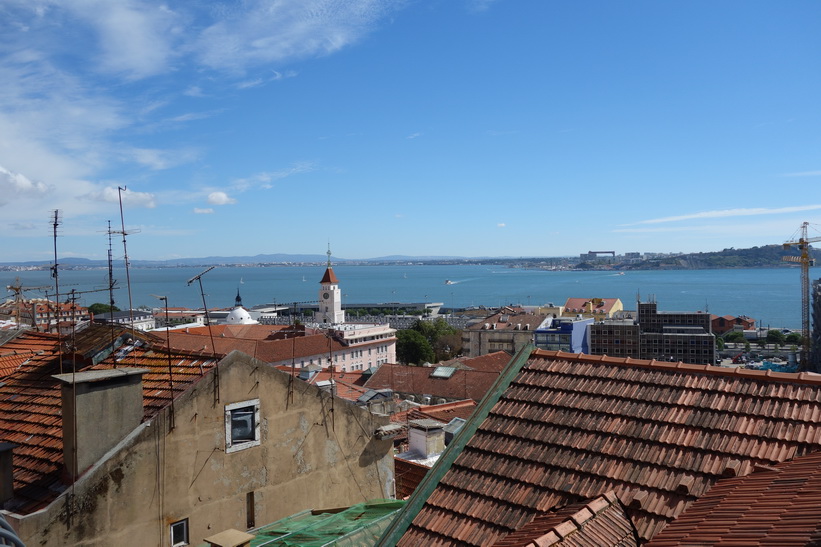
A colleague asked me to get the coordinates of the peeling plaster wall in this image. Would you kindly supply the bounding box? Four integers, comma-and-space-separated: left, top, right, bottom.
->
9, 351, 394, 546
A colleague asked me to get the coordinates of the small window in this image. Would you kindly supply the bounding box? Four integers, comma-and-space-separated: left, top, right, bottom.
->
170, 519, 189, 547
225, 399, 261, 453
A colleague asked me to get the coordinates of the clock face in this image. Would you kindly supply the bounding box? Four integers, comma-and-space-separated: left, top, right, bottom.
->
323, 292, 330, 299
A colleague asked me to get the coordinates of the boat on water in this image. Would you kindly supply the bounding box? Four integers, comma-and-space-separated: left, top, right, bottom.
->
617, 272, 625, 276
445, 280, 455, 285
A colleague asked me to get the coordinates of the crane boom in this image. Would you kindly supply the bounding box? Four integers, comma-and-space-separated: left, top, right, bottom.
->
782, 222, 821, 370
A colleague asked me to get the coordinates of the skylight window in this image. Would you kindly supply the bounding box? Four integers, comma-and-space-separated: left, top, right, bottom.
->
430, 366, 456, 379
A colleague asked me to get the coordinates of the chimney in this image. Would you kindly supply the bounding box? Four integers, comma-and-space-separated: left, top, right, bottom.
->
408, 419, 445, 459
0, 442, 15, 504
203, 529, 255, 547
53, 368, 148, 480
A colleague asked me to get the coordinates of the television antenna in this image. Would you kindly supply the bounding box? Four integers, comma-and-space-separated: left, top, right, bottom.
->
151, 294, 176, 430
187, 266, 220, 402
115, 187, 141, 330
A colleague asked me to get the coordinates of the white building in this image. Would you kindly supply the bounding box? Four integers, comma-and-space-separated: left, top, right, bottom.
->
316, 248, 346, 324
309, 248, 396, 371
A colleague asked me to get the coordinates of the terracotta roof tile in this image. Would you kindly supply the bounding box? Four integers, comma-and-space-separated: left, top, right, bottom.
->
467, 311, 549, 331
396, 457, 431, 499
647, 450, 821, 546
0, 324, 217, 515
395, 349, 821, 545
274, 366, 370, 402
493, 492, 639, 547
365, 364, 502, 402
443, 351, 512, 372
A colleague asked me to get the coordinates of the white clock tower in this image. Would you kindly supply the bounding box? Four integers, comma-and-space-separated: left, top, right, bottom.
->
318, 246, 345, 324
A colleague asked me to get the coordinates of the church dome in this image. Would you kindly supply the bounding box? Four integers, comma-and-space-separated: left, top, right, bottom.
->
226, 306, 256, 325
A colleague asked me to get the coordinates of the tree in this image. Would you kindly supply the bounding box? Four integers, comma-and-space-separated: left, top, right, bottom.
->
88, 303, 120, 315
411, 318, 461, 361
786, 332, 803, 345
765, 329, 786, 346
396, 330, 435, 365
723, 331, 745, 343
715, 337, 725, 351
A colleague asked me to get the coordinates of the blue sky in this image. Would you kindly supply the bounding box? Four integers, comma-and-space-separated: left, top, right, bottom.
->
1, 0, 820, 262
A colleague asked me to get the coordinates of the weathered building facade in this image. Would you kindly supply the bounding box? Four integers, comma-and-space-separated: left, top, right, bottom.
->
2, 338, 394, 547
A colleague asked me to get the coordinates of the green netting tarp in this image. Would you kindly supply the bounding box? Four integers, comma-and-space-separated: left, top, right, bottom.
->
251, 499, 406, 547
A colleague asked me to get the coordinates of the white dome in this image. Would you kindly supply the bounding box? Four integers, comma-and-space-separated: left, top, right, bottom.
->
226, 306, 256, 325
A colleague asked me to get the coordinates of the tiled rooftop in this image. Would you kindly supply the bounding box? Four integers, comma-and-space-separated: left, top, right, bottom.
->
166, 328, 389, 364
396, 457, 431, 500
274, 366, 370, 402
493, 492, 638, 547
467, 308, 549, 332
442, 351, 512, 373
647, 450, 821, 546
365, 364, 501, 402
0, 330, 63, 377
563, 297, 620, 315
391, 349, 821, 546
0, 324, 218, 514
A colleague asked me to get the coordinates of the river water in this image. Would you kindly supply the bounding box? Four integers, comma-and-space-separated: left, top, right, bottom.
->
2, 265, 818, 329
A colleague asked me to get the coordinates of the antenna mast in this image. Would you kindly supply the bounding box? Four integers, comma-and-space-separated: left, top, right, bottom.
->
116, 187, 138, 328
51, 210, 61, 334
106, 220, 119, 347
46, 209, 63, 374
152, 294, 176, 430
187, 266, 220, 403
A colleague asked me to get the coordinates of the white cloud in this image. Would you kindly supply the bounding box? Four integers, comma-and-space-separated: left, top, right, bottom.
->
208, 191, 236, 205
125, 147, 200, 170
85, 186, 157, 208
193, 208, 214, 214
407, 132, 422, 139
0, 0, 406, 242
191, 1, 402, 72
622, 205, 821, 226
64, 1, 180, 80
0, 165, 50, 205
497, 223, 506, 228
236, 78, 264, 89
230, 163, 315, 191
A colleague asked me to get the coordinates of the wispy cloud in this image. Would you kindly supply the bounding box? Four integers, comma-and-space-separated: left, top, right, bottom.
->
193, 208, 214, 214
191, 1, 401, 72
230, 163, 315, 191
124, 147, 201, 170
497, 222, 506, 228
407, 132, 422, 139
0, 0, 403, 226
207, 191, 236, 205
622, 205, 821, 226
84, 186, 157, 208
467, 0, 499, 13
